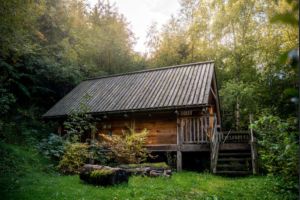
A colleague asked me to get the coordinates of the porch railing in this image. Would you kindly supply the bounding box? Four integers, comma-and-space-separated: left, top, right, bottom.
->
222, 131, 251, 143
180, 115, 210, 144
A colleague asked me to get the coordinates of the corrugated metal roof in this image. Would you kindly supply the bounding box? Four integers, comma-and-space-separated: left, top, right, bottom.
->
43, 61, 215, 117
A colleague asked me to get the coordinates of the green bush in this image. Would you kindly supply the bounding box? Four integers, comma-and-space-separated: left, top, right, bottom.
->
251, 115, 299, 191
101, 129, 148, 164
63, 95, 98, 143
89, 141, 114, 165
37, 133, 65, 161
58, 143, 89, 174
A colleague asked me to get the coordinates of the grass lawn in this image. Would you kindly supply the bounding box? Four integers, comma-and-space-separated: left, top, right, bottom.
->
0, 143, 297, 200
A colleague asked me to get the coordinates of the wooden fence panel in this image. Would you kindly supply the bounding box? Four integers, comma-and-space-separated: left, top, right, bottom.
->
180, 115, 210, 144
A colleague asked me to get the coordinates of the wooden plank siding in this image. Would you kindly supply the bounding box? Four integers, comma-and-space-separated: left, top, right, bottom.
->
97, 116, 177, 145
95, 110, 213, 146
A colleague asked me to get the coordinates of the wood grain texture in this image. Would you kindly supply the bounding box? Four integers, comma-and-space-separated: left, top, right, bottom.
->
97, 116, 177, 145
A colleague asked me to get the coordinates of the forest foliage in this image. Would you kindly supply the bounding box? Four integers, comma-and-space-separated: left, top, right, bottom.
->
146, 0, 298, 129
0, 0, 147, 126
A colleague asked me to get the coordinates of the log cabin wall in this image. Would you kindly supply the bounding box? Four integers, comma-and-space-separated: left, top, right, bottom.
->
96, 112, 177, 145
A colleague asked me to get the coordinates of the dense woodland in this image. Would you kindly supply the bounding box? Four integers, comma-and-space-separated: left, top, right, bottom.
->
0, 0, 299, 198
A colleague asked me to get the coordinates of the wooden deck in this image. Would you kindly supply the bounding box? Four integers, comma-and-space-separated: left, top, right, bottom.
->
146, 127, 258, 176
146, 144, 210, 152
145, 142, 251, 152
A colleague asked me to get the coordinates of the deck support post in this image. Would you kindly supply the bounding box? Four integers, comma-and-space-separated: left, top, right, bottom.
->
177, 151, 182, 171
250, 114, 258, 175
176, 114, 183, 171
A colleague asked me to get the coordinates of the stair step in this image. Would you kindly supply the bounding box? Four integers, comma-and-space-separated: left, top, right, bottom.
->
219, 152, 251, 157
218, 158, 251, 162
217, 164, 248, 169
219, 143, 250, 151
216, 170, 251, 175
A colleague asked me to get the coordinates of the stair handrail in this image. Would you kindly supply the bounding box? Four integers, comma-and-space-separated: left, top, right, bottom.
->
222, 129, 232, 144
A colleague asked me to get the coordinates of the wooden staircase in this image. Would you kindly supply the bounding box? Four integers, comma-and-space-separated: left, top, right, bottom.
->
211, 131, 258, 176
216, 148, 252, 175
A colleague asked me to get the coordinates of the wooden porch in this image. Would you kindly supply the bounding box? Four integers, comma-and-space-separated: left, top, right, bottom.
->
145, 114, 258, 175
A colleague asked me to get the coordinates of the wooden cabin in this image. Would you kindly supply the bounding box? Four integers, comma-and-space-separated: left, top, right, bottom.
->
43, 61, 257, 174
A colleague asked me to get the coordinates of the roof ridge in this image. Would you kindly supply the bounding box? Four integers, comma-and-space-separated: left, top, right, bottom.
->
85, 60, 214, 81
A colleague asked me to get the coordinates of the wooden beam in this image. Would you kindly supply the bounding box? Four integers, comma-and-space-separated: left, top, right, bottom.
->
250, 114, 258, 175
177, 117, 182, 171
210, 88, 217, 100
145, 144, 210, 152
145, 144, 177, 151
181, 144, 209, 152
177, 151, 182, 171
212, 74, 221, 130
208, 106, 214, 138
219, 143, 251, 151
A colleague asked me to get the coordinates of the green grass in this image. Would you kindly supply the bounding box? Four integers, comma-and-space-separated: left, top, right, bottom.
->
0, 143, 297, 200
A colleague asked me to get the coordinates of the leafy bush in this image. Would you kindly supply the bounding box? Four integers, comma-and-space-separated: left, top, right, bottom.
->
0, 106, 55, 146
58, 143, 89, 174
63, 94, 98, 142
37, 133, 65, 161
0, 88, 16, 115
89, 141, 113, 165
100, 129, 148, 164
251, 115, 299, 191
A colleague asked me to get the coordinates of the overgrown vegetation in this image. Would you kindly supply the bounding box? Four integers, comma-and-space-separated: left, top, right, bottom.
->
0, 0, 146, 147
58, 143, 89, 174
101, 129, 149, 164
37, 133, 65, 162
252, 115, 299, 192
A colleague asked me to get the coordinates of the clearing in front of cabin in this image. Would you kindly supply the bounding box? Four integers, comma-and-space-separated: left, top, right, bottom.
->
0, 143, 297, 200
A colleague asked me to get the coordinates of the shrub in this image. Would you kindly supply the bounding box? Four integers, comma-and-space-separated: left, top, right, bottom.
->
58, 143, 89, 174
100, 129, 148, 164
63, 94, 98, 143
251, 115, 298, 191
88, 141, 113, 165
37, 133, 65, 161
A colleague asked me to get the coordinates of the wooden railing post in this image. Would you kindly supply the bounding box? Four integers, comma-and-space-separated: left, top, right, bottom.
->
208, 106, 214, 138
210, 114, 219, 173
177, 117, 182, 171
250, 114, 258, 175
